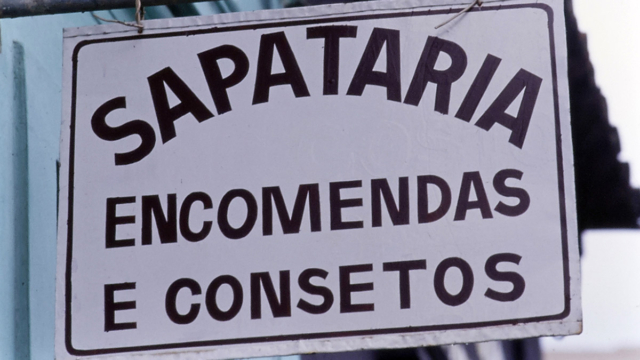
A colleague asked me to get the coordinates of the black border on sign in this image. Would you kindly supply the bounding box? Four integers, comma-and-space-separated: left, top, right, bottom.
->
65, 3, 571, 356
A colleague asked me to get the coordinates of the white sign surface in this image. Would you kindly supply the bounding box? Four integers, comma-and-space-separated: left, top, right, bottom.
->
57, 0, 581, 358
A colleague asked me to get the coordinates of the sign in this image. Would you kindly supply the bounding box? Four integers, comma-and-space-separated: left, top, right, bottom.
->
56, 0, 581, 358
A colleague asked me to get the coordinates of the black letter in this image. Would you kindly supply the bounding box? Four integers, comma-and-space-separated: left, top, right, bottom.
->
371, 177, 409, 227
330, 180, 364, 230
383, 260, 426, 309
297, 268, 334, 314
253, 32, 310, 104
91, 97, 156, 165
165, 278, 201, 325
104, 282, 136, 331
417, 175, 451, 223
454, 172, 493, 221
347, 28, 401, 101
307, 25, 358, 95
455, 54, 502, 122
339, 264, 374, 313
484, 253, 525, 302
251, 271, 291, 319
493, 169, 530, 217
262, 184, 321, 236
404, 37, 467, 114
198, 45, 250, 115
180, 192, 213, 242
142, 194, 177, 245
148, 67, 214, 143
205, 275, 243, 321
474, 69, 542, 148
433, 258, 473, 306
106, 196, 136, 248
217, 189, 258, 240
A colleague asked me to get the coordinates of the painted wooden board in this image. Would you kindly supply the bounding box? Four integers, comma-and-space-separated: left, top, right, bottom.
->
57, 0, 581, 358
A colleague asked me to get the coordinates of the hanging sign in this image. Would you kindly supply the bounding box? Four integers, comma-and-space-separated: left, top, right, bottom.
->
57, 0, 581, 358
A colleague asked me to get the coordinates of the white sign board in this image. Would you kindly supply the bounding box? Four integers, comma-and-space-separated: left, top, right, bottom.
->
57, 0, 581, 358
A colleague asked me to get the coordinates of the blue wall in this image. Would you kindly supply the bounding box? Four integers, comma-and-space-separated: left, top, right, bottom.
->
1, 13, 104, 358
0, 2, 299, 358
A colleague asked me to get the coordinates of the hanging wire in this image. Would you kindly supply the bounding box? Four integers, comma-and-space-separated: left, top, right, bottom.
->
92, 0, 145, 33
435, 0, 482, 29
